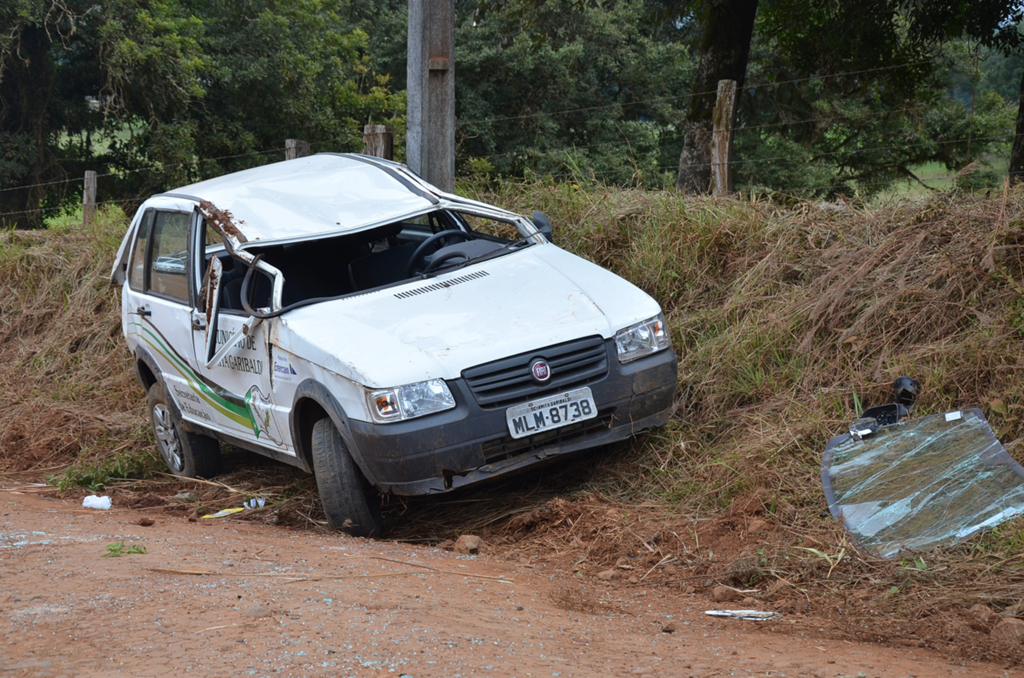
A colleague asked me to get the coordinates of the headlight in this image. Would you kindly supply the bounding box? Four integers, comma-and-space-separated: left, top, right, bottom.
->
615, 313, 671, 363
366, 379, 456, 423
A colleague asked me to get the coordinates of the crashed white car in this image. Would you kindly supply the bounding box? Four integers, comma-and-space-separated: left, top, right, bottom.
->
111, 154, 677, 536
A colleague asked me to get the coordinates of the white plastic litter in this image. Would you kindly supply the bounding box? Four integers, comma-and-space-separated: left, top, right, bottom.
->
243, 497, 266, 510
705, 609, 781, 621
82, 495, 112, 510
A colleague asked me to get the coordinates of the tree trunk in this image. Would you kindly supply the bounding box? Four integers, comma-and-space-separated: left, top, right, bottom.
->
1010, 68, 1024, 185
676, 0, 759, 194
0, 26, 54, 228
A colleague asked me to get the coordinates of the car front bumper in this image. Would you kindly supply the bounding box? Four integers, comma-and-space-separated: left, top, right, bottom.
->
348, 343, 677, 495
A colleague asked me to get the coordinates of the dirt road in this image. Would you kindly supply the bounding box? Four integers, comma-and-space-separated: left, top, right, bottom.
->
0, 490, 1015, 678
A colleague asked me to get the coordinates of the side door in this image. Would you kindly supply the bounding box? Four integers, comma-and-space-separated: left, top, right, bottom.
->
188, 219, 292, 453
124, 207, 201, 418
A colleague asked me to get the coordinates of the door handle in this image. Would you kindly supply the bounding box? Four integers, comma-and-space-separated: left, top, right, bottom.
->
136, 306, 152, 317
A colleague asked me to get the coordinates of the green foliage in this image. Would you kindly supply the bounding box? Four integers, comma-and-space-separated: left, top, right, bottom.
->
104, 541, 148, 557
3, 0, 1023, 211
731, 21, 1019, 198
0, 0, 404, 226
49, 448, 163, 492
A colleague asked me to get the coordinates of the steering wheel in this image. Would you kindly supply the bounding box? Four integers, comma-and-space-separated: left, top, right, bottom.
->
422, 250, 470, 274
405, 229, 475, 277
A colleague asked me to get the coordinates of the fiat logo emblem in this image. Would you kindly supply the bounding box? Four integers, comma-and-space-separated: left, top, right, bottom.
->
530, 359, 551, 384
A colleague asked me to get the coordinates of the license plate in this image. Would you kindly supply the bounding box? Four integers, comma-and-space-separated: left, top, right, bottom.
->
505, 387, 598, 439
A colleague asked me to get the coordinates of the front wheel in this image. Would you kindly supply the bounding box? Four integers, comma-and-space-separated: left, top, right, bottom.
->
147, 383, 221, 478
311, 417, 382, 538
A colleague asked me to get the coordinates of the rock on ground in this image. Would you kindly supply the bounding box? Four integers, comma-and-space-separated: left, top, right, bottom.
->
454, 535, 482, 555
968, 604, 999, 633
712, 586, 743, 603
991, 618, 1024, 648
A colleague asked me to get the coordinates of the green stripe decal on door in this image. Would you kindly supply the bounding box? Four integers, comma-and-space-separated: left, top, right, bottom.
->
132, 320, 257, 432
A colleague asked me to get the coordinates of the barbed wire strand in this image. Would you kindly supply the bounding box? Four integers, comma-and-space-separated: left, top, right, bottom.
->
0, 58, 950, 198
0, 145, 290, 195
459, 58, 938, 127
3, 131, 1011, 220
472, 103, 939, 161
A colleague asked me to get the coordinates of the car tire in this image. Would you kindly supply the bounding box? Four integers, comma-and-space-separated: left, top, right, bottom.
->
147, 383, 222, 478
310, 417, 383, 538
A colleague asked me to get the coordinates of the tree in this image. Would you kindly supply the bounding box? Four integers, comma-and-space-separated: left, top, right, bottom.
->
0, 0, 403, 227
0, 0, 205, 225
675, 0, 1024, 193
675, 0, 758, 193
353, 0, 693, 186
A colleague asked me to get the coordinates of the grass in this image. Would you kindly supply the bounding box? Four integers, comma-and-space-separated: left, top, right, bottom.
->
0, 205, 148, 478
48, 447, 163, 492
103, 541, 148, 557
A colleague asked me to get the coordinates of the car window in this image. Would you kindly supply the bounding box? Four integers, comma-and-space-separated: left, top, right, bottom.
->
201, 219, 223, 255
127, 210, 154, 291
147, 211, 191, 302
394, 212, 450, 240
458, 213, 518, 241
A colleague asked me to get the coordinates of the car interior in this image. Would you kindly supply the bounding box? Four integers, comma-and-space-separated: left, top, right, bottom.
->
202, 210, 517, 314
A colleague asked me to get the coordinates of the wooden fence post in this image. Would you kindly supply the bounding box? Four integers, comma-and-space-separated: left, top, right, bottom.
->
83, 171, 97, 225
285, 139, 310, 161
711, 79, 737, 197
362, 125, 394, 160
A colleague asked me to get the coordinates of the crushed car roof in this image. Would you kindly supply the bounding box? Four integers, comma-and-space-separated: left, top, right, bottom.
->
163, 154, 449, 245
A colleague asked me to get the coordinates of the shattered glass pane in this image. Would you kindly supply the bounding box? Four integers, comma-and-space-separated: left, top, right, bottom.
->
821, 408, 1024, 558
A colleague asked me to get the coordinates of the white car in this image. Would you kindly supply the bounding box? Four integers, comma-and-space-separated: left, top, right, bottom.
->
110, 154, 677, 536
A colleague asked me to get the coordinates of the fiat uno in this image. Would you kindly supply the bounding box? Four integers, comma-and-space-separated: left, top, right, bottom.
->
111, 154, 677, 536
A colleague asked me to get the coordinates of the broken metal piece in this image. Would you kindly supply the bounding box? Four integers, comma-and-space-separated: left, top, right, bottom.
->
705, 610, 781, 621
848, 417, 879, 440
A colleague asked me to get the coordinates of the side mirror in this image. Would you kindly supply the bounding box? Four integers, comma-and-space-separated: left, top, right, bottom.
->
533, 210, 553, 243
893, 376, 920, 409
204, 257, 223, 366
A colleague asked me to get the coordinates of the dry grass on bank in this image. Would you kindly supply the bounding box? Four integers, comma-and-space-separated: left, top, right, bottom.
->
0, 208, 149, 476
4, 185, 1024, 660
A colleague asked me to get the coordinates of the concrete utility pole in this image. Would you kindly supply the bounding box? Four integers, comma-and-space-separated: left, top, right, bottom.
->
407, 0, 455, 192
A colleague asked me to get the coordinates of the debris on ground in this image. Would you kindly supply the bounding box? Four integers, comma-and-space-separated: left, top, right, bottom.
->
202, 507, 245, 519
81, 495, 111, 510
822, 379, 1024, 558
705, 610, 782, 621
823, 407, 1024, 557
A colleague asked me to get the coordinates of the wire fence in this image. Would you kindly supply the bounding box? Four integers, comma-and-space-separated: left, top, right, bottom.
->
0, 57, 1009, 222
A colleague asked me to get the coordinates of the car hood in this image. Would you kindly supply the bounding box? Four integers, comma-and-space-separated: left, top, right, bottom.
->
274, 244, 661, 387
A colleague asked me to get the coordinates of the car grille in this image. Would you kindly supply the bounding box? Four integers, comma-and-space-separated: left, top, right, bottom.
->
482, 410, 614, 465
462, 335, 609, 409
